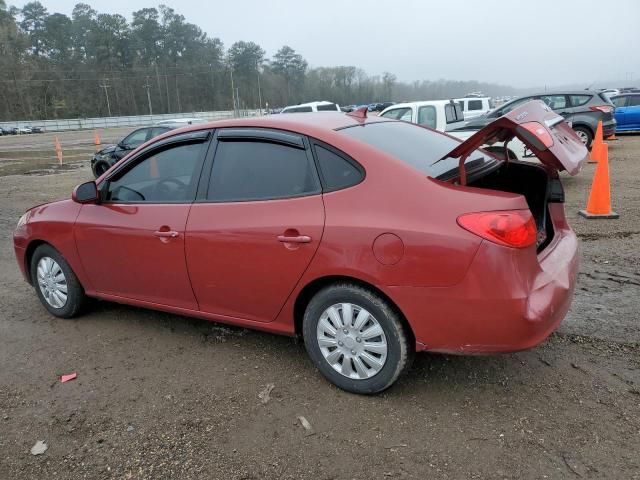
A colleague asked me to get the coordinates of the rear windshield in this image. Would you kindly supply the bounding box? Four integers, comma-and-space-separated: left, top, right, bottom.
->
283, 106, 313, 113
338, 121, 495, 178
316, 103, 339, 111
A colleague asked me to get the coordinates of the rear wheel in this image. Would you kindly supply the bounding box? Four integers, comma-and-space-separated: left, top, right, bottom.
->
573, 126, 593, 148
302, 283, 412, 394
30, 244, 85, 318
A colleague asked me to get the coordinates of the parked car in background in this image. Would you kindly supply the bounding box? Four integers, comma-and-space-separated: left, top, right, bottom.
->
454, 97, 492, 120
281, 101, 340, 113
13, 102, 587, 393
367, 102, 394, 112
91, 125, 174, 177
155, 118, 206, 127
460, 91, 615, 147
13, 126, 32, 134
610, 94, 640, 132
379, 100, 466, 131
30, 126, 44, 133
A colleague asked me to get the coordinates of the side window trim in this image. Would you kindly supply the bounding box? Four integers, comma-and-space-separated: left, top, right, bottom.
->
217, 128, 305, 148
309, 139, 366, 193
197, 128, 322, 203
105, 129, 212, 182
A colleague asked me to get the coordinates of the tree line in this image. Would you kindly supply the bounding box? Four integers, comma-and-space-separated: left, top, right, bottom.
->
0, 1, 519, 121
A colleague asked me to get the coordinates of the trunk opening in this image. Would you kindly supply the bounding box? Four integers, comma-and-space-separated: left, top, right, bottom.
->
467, 161, 561, 252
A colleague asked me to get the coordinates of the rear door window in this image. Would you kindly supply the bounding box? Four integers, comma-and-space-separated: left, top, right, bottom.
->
208, 139, 320, 201
417, 106, 437, 128
569, 95, 592, 107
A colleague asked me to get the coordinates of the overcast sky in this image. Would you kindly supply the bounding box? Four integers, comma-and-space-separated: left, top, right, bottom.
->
11, 0, 640, 88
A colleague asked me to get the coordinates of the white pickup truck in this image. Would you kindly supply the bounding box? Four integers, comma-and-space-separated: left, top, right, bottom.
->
379, 100, 528, 160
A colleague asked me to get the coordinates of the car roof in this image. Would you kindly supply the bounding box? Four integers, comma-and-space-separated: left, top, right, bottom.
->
155, 112, 395, 139
611, 93, 640, 97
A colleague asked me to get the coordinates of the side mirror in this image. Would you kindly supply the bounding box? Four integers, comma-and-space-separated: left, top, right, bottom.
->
72, 181, 99, 204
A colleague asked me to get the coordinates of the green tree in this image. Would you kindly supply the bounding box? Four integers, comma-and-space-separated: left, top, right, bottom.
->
271, 45, 307, 103
19, 1, 47, 56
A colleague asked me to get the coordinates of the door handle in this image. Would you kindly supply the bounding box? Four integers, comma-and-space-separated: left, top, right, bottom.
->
154, 230, 179, 238
277, 234, 311, 243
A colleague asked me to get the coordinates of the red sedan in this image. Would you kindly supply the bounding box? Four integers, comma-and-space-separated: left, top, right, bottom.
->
13, 101, 587, 394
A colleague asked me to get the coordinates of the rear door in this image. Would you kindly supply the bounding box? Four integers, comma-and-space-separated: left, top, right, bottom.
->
185, 129, 325, 323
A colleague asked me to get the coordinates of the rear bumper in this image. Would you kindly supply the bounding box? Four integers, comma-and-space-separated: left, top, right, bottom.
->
390, 223, 579, 354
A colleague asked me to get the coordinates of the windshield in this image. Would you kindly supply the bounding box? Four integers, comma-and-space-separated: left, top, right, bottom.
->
338, 121, 496, 178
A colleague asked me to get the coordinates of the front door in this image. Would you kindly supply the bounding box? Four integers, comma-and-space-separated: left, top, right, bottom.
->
75, 132, 210, 309
186, 129, 325, 323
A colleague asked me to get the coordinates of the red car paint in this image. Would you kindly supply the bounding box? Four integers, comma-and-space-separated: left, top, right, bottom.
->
13, 101, 586, 353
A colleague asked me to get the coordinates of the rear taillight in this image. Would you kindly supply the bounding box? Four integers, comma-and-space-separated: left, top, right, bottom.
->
457, 210, 537, 248
518, 121, 554, 149
589, 105, 613, 114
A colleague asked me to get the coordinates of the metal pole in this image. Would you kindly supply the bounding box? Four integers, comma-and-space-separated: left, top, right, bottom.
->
257, 61, 263, 115
143, 77, 153, 116
230, 66, 236, 116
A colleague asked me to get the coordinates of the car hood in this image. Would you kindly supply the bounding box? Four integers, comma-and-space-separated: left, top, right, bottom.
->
96, 144, 117, 155
443, 100, 587, 176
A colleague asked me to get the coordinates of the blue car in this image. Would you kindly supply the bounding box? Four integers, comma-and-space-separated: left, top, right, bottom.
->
611, 94, 640, 132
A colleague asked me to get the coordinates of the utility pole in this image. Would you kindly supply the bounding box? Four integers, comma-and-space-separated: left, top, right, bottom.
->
229, 66, 236, 116
143, 77, 153, 116
256, 61, 263, 116
99, 79, 112, 116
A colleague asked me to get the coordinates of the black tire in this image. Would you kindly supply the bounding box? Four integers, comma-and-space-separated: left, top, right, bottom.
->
30, 244, 85, 318
573, 126, 593, 149
93, 160, 110, 178
302, 283, 412, 394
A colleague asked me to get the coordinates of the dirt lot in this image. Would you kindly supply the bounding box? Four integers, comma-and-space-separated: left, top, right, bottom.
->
0, 130, 639, 479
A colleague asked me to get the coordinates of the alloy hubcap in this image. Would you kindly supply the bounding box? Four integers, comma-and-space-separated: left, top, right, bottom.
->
316, 303, 388, 380
36, 257, 68, 309
576, 130, 588, 144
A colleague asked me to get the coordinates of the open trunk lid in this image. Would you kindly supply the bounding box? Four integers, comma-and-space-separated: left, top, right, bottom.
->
443, 100, 588, 177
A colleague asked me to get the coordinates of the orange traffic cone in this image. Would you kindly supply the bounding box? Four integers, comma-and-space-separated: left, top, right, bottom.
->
93, 130, 101, 147
579, 143, 619, 219
54, 136, 63, 165
588, 121, 605, 163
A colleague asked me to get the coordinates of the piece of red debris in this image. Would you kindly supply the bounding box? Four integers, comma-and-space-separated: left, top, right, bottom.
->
60, 373, 77, 383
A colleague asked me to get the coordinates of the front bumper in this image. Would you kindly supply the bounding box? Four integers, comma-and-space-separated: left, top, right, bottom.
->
389, 220, 579, 354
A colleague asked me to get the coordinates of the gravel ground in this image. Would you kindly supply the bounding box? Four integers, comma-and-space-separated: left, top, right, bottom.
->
0, 130, 639, 479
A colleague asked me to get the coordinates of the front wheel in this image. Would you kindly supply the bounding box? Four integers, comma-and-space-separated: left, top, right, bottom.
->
302, 284, 412, 394
573, 126, 593, 148
30, 244, 85, 318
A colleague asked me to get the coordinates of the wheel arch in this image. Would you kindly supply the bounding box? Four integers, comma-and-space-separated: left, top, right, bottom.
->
292, 275, 416, 347
24, 239, 50, 285
571, 122, 594, 136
